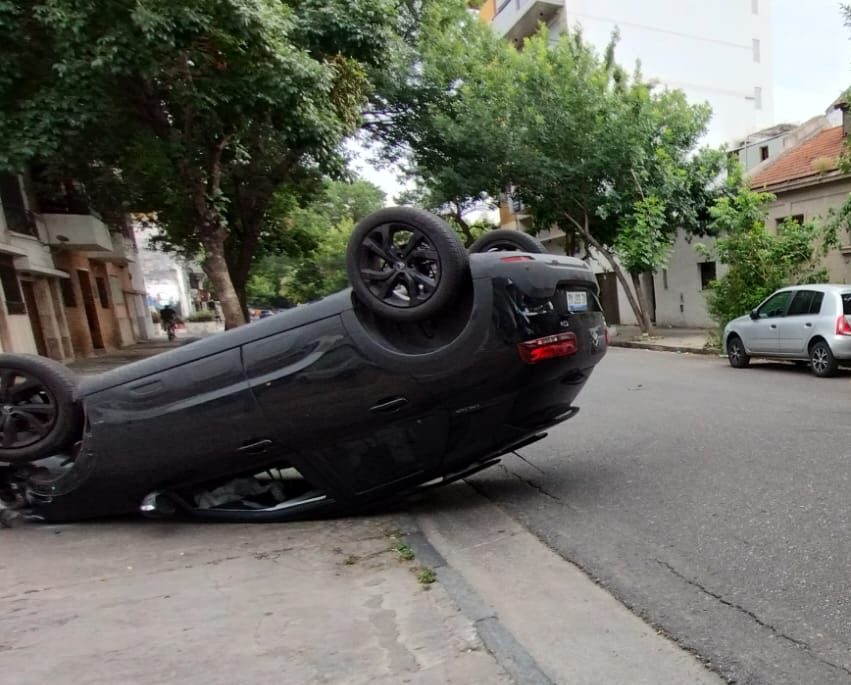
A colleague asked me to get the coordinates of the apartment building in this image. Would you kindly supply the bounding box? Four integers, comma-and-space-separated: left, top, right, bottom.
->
0, 172, 153, 359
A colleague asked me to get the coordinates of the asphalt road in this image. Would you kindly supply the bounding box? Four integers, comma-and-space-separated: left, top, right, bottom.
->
467, 348, 851, 685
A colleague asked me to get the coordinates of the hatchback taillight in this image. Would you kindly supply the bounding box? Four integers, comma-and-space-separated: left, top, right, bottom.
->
837, 315, 851, 336
517, 332, 578, 364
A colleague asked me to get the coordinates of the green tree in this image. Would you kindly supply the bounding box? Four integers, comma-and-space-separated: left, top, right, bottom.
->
501, 32, 728, 334
699, 172, 834, 334
0, 0, 397, 328
370, 0, 511, 241
247, 178, 386, 304
375, 8, 728, 333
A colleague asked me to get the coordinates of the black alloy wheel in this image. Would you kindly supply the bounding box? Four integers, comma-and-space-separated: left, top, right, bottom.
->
468, 228, 547, 254
0, 369, 58, 449
0, 355, 82, 464
358, 222, 440, 308
347, 207, 468, 322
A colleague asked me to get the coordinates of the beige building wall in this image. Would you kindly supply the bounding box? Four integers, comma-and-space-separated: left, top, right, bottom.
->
765, 177, 851, 285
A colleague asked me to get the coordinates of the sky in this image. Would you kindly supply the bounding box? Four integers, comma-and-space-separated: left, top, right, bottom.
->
353, 0, 851, 203
772, 0, 851, 124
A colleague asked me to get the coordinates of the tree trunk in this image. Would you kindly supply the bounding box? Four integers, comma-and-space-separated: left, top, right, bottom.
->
630, 273, 654, 335
568, 212, 653, 335
201, 236, 246, 330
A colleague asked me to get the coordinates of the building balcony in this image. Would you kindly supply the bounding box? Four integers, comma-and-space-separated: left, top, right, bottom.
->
41, 213, 113, 252
492, 0, 561, 43
87, 232, 136, 265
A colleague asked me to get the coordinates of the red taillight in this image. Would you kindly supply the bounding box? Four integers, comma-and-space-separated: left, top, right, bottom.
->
517, 332, 578, 364
837, 315, 851, 336
500, 255, 533, 262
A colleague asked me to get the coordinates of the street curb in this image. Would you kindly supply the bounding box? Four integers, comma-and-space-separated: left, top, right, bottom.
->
395, 514, 555, 685
610, 340, 721, 356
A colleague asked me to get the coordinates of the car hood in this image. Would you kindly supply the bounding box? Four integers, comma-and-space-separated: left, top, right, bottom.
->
726, 314, 752, 330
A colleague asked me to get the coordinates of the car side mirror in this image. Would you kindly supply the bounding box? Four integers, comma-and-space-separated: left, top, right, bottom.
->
749, 309, 759, 320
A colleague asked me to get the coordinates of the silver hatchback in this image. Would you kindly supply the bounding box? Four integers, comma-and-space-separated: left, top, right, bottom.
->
723, 285, 851, 377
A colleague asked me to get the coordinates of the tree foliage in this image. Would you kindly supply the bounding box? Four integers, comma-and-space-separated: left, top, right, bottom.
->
375, 10, 729, 333
246, 178, 385, 306
0, 0, 398, 328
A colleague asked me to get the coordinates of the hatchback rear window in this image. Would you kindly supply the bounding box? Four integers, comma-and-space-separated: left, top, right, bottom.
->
843, 293, 851, 315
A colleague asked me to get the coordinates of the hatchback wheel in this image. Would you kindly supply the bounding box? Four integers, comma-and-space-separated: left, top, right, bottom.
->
810, 341, 838, 378
727, 335, 750, 368
0, 355, 83, 464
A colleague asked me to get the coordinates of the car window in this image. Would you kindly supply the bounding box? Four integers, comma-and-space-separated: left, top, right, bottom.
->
758, 291, 792, 318
810, 291, 824, 315
842, 293, 851, 315
787, 290, 816, 316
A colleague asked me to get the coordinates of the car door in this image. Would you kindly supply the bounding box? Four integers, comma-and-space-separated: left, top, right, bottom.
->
746, 290, 794, 353
243, 316, 449, 498
777, 290, 823, 355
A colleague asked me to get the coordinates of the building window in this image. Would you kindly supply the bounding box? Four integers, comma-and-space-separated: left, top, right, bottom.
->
60, 277, 76, 307
760, 145, 769, 161
0, 173, 37, 237
752, 0, 758, 13
752, 38, 761, 63
109, 275, 124, 305
776, 214, 804, 227
754, 86, 763, 110
699, 262, 717, 290
661, 268, 668, 290
0, 255, 25, 314
95, 276, 110, 308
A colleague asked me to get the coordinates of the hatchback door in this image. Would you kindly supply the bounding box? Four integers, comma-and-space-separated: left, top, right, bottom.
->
777, 290, 823, 354
746, 290, 793, 353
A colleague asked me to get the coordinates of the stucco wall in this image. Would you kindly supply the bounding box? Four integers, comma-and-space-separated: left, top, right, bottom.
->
653, 231, 726, 328
766, 177, 851, 285
561, 0, 773, 145
6, 313, 37, 354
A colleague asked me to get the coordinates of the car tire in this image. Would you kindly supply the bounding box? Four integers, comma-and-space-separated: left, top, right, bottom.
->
0, 355, 83, 464
347, 207, 468, 322
468, 229, 547, 254
727, 335, 750, 368
810, 340, 838, 378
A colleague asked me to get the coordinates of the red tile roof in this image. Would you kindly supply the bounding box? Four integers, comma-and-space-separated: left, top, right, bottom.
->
749, 126, 845, 189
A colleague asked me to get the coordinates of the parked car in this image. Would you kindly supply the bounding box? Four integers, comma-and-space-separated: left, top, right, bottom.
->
723, 284, 851, 377
0, 212, 608, 523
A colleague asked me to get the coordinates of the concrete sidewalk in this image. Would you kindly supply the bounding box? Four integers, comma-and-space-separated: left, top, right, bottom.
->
609, 325, 720, 355
411, 484, 723, 685
1, 516, 510, 685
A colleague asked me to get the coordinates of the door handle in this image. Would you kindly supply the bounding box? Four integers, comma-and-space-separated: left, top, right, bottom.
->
238, 438, 274, 454
370, 396, 409, 414
804, 322, 813, 327
769, 324, 777, 329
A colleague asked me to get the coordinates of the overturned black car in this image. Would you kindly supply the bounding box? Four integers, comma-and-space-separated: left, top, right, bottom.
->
0, 208, 607, 523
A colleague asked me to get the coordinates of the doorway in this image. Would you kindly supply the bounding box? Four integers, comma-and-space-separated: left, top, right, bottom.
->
596, 272, 621, 325
77, 269, 104, 349
21, 281, 47, 357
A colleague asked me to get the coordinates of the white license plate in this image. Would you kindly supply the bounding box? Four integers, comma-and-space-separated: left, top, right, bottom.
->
566, 291, 588, 312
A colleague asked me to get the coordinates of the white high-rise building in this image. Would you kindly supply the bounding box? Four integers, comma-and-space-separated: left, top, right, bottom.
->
488, 0, 773, 145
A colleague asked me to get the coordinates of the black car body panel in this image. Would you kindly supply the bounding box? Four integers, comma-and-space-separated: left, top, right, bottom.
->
23, 252, 606, 522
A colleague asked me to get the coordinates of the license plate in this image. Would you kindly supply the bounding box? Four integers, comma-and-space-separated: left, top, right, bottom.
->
566, 291, 588, 312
